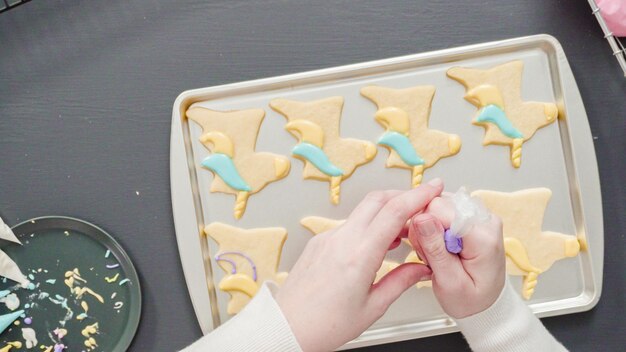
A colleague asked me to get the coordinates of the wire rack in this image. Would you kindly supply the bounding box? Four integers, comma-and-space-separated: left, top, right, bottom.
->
589, 0, 626, 76
0, 0, 31, 14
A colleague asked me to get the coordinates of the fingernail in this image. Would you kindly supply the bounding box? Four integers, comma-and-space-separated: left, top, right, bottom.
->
417, 218, 438, 237
427, 178, 443, 188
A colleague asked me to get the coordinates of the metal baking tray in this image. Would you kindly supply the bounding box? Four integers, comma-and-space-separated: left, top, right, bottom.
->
170, 34, 603, 349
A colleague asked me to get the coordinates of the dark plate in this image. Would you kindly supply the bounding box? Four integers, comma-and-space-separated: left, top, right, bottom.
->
0, 216, 141, 351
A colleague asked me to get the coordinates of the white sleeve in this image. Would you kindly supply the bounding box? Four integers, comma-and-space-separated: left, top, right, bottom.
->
455, 281, 568, 352
180, 283, 302, 352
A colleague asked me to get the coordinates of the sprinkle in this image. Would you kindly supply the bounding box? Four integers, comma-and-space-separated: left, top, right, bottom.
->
104, 250, 111, 258
106, 264, 120, 269
64, 231, 69, 236
118, 279, 130, 286
46, 279, 56, 285
53, 328, 67, 339
111, 292, 117, 299
113, 301, 123, 309
105, 273, 119, 283
25, 304, 30, 309
24, 317, 32, 324
37, 268, 42, 273
27, 283, 35, 290
14, 320, 20, 326
28, 274, 35, 280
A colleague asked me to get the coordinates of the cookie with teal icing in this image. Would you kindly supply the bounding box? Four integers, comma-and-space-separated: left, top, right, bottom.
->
447, 60, 558, 168
361, 85, 461, 187
186, 107, 291, 219
270, 97, 376, 205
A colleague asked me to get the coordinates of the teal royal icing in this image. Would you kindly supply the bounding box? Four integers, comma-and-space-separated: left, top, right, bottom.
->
201, 153, 252, 192
292, 142, 344, 177
0, 309, 24, 335
378, 131, 424, 166
476, 105, 523, 139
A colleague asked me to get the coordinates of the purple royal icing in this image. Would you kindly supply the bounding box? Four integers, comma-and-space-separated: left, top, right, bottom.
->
444, 229, 463, 254
215, 251, 258, 281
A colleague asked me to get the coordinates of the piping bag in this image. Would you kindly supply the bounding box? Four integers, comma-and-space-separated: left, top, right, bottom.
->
442, 187, 491, 254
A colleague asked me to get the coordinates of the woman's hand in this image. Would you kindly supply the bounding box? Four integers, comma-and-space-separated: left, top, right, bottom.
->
275, 179, 443, 352
408, 196, 506, 319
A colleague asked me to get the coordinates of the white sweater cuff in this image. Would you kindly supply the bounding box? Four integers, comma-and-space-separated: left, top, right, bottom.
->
182, 282, 302, 352
455, 281, 567, 352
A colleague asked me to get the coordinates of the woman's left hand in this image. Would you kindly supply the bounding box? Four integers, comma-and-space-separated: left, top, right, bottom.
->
274, 179, 443, 352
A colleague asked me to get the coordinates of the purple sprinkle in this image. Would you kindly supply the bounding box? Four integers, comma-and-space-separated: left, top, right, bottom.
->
54, 344, 66, 352
106, 263, 120, 269
444, 229, 463, 254
24, 317, 32, 324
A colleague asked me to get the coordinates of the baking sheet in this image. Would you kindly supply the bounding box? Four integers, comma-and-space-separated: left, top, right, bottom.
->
170, 34, 603, 349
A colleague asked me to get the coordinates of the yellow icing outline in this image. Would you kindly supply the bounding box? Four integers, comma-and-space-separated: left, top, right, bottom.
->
219, 273, 260, 298
375, 107, 410, 135
284, 119, 325, 147
200, 131, 235, 157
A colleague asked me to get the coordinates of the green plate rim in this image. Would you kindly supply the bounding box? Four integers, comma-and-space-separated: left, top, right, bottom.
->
9, 215, 142, 352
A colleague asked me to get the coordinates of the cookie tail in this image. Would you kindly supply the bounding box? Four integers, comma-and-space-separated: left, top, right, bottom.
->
412, 165, 424, 188
510, 138, 523, 168
330, 176, 341, 205
234, 191, 249, 219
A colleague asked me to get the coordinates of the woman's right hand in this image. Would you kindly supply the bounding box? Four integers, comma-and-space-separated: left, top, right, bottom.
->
408, 196, 506, 319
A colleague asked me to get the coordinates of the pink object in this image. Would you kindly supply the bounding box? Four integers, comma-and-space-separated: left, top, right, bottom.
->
598, 0, 626, 36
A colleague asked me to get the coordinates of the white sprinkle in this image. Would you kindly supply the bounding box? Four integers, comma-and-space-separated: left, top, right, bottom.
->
111, 292, 117, 299
135, 191, 140, 196
22, 327, 37, 348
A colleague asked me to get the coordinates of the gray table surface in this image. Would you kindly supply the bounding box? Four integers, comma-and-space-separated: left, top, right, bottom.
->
1, 0, 624, 351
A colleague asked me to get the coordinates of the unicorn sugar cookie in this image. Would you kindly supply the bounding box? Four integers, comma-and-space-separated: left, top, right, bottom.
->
361, 85, 461, 187
206, 222, 289, 315
447, 61, 558, 168
186, 107, 291, 219
269, 97, 377, 204
472, 188, 581, 300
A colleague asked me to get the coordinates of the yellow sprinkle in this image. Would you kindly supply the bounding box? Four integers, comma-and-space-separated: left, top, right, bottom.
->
105, 273, 120, 283
81, 322, 99, 338
13, 320, 19, 325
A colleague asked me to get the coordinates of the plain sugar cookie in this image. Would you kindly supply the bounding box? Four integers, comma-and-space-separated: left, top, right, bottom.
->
447, 61, 558, 168
472, 188, 581, 300
206, 222, 289, 315
187, 107, 291, 219
361, 85, 461, 187
270, 97, 377, 204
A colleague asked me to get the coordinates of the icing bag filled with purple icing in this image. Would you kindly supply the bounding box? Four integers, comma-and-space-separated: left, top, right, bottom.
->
443, 187, 491, 254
